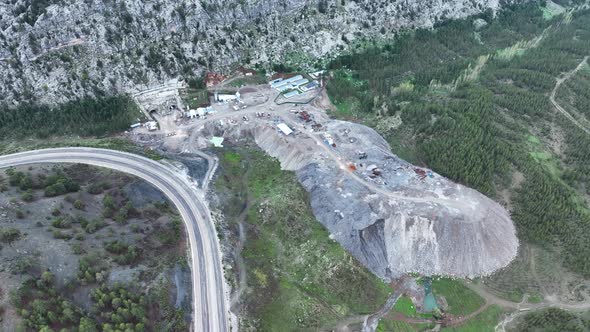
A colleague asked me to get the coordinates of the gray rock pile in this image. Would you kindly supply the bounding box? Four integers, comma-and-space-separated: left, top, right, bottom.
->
293, 122, 518, 279
206, 117, 518, 279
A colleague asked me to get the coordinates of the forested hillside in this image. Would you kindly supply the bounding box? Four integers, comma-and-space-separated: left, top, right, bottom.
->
0, 95, 142, 138
327, 1, 590, 278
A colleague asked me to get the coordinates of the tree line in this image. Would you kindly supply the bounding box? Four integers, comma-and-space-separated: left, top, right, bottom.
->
0, 95, 141, 139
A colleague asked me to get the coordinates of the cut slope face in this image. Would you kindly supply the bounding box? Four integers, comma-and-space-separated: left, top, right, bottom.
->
205, 116, 518, 279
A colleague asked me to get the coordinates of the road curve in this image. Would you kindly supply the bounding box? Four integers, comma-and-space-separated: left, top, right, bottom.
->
0, 148, 229, 332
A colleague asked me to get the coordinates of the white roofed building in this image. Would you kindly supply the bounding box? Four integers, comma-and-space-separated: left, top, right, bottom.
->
215, 91, 241, 103
277, 123, 293, 135
290, 78, 309, 88
300, 81, 319, 92
147, 121, 158, 131
270, 75, 304, 91
284, 90, 300, 99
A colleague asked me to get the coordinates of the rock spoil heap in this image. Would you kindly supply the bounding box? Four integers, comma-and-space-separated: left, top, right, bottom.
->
204, 116, 519, 279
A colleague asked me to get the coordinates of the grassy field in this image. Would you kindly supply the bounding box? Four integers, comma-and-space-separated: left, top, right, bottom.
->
329, 99, 356, 119
377, 310, 435, 332
215, 148, 392, 331
394, 296, 418, 317
529, 151, 551, 161
179, 88, 209, 109
525, 134, 559, 173
228, 75, 267, 87
527, 135, 541, 144
540, 2, 565, 20
432, 279, 485, 316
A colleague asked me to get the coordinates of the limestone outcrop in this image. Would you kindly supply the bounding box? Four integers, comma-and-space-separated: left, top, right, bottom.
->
0, 0, 529, 104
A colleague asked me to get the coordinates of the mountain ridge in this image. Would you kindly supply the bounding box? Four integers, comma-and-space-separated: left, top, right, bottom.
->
0, 0, 528, 104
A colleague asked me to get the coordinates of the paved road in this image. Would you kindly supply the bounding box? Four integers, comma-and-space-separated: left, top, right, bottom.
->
0, 148, 230, 332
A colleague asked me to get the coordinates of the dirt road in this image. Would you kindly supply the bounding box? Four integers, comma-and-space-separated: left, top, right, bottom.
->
550, 56, 590, 135
464, 279, 590, 332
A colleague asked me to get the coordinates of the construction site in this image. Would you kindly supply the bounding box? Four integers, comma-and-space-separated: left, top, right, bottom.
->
127, 69, 519, 282
90, 67, 529, 332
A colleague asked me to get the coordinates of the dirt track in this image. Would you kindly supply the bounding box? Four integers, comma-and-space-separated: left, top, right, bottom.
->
550, 56, 590, 135
466, 278, 590, 332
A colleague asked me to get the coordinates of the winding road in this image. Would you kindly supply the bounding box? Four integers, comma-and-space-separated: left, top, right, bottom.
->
0, 148, 230, 332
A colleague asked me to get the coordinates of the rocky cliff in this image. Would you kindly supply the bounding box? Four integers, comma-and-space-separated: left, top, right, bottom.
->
0, 0, 528, 105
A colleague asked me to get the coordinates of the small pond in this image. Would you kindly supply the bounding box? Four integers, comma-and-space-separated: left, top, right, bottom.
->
423, 277, 439, 312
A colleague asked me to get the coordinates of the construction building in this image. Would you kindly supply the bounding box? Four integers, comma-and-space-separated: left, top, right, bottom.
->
284, 90, 300, 99
270, 75, 304, 91
277, 123, 294, 136
300, 81, 319, 92
291, 78, 309, 87
276, 85, 291, 92
309, 71, 325, 79
210, 137, 225, 147
237, 67, 256, 76
146, 121, 158, 131
215, 91, 241, 103
186, 106, 215, 119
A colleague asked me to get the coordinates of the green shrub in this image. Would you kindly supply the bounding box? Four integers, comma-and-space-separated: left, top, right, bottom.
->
91, 284, 148, 328
73, 200, 85, 210
104, 240, 140, 265
21, 190, 34, 202
52, 230, 72, 240
44, 174, 79, 197
87, 181, 110, 194
77, 254, 106, 284
0, 227, 22, 247
52, 217, 72, 229
84, 219, 106, 234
